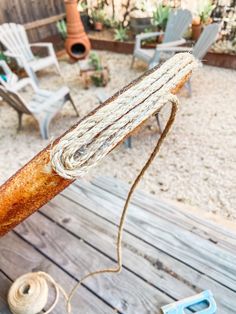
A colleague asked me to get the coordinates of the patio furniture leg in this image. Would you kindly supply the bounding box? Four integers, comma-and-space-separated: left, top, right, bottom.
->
125, 137, 132, 148
27, 67, 39, 86
185, 79, 192, 97
155, 113, 162, 133
130, 56, 135, 69
17, 112, 23, 132
68, 93, 79, 117
38, 119, 49, 140
55, 60, 62, 76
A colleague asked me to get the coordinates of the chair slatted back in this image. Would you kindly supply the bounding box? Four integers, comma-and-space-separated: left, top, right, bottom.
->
152, 9, 192, 67
0, 23, 34, 63
164, 9, 192, 43
193, 24, 220, 60
0, 86, 31, 114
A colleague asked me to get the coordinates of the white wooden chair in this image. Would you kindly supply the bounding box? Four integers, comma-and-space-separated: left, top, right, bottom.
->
0, 68, 79, 139
0, 23, 61, 84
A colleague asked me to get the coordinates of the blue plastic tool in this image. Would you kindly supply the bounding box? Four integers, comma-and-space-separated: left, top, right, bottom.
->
161, 290, 217, 314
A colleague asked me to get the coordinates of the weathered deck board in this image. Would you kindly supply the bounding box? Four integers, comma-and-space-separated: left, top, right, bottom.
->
15, 212, 172, 314
41, 192, 236, 313
0, 233, 117, 314
0, 271, 12, 314
0, 176, 236, 313
90, 176, 236, 252
67, 180, 236, 291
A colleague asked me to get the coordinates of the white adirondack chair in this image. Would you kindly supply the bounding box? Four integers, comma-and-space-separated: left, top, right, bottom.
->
0, 23, 61, 84
0, 63, 79, 139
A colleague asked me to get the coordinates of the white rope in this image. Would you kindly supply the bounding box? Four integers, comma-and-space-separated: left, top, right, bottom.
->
51, 53, 197, 179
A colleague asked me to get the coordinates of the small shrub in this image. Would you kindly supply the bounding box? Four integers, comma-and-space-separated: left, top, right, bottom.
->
152, 5, 171, 31
56, 20, 67, 39
89, 52, 102, 70
114, 27, 128, 42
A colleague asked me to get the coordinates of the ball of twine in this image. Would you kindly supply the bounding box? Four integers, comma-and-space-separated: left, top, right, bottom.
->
8, 272, 70, 314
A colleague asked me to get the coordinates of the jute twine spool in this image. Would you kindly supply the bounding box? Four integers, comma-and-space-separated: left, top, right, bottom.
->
8, 272, 70, 314
8, 53, 197, 313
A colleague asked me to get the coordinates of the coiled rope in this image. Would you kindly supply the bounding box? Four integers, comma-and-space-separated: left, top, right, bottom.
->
8, 53, 197, 314
51, 53, 197, 179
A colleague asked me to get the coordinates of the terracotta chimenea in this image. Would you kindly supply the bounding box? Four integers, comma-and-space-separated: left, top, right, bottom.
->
64, 0, 91, 60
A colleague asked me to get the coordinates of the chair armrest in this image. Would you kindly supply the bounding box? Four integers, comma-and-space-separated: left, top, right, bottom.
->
30, 42, 53, 48
156, 38, 186, 48
155, 46, 193, 53
13, 77, 39, 92
136, 31, 164, 41
135, 31, 164, 51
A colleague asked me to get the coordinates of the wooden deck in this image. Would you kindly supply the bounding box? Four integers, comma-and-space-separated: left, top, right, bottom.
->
0, 176, 236, 313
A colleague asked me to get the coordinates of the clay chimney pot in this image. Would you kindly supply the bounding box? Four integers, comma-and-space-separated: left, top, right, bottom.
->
64, 0, 91, 60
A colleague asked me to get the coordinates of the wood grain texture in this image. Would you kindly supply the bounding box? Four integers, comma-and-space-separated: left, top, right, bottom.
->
0, 232, 116, 314
24, 13, 66, 30
1, 178, 235, 313
0, 271, 12, 314
63, 181, 236, 292
40, 191, 236, 313
91, 176, 236, 253
15, 212, 172, 314
0, 63, 191, 236
0, 0, 65, 42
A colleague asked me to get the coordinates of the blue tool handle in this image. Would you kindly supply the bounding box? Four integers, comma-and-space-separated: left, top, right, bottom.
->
161, 290, 217, 314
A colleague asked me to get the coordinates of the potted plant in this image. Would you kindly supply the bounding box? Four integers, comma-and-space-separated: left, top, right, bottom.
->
114, 26, 128, 42
91, 8, 106, 31
79, 52, 109, 88
78, 0, 91, 31
56, 19, 67, 39
130, 1, 153, 35
152, 4, 171, 42
192, 16, 202, 41
192, 1, 215, 41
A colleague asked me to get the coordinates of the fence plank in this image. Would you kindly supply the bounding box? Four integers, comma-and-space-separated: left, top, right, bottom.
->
0, 0, 65, 42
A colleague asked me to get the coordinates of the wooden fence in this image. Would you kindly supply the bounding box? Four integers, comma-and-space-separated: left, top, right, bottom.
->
0, 0, 66, 42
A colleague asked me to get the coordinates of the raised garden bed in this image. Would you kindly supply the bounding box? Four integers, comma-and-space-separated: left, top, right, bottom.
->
48, 32, 236, 70
89, 35, 236, 70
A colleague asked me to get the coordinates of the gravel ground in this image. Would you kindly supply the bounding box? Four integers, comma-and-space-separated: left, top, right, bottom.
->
0, 51, 235, 222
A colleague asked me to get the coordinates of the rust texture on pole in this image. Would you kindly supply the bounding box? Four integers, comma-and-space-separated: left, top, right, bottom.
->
0, 62, 192, 237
